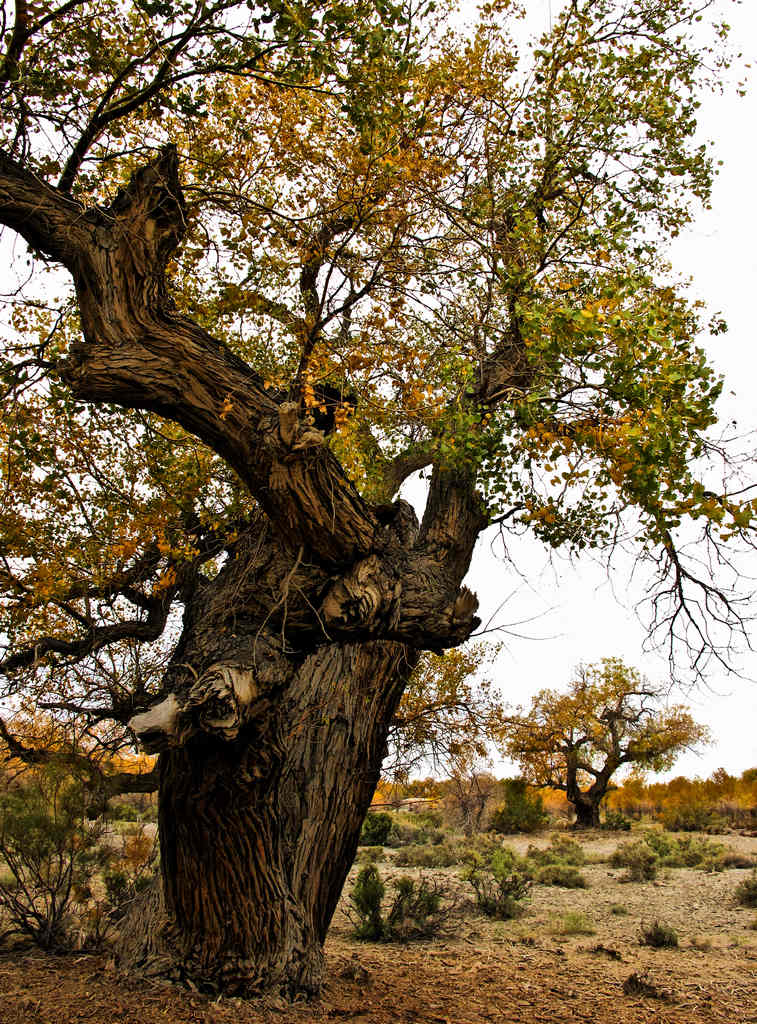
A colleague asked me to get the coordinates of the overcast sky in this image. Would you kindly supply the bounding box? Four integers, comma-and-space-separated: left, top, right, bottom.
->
436, 0, 757, 782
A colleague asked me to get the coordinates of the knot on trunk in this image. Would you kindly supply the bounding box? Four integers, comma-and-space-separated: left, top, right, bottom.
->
277, 401, 325, 451
128, 663, 259, 752
321, 555, 401, 634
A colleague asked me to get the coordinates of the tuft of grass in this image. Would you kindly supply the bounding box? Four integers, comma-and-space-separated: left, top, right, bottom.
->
638, 919, 678, 948
609, 903, 629, 916
533, 864, 588, 889
551, 911, 596, 936
734, 871, 757, 907
690, 935, 712, 951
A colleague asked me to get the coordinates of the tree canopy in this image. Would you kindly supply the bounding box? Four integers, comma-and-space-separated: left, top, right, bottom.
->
502, 657, 710, 825
1, 0, 752, 712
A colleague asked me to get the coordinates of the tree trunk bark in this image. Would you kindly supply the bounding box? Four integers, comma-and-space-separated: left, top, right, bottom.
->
120, 639, 415, 996
573, 797, 601, 828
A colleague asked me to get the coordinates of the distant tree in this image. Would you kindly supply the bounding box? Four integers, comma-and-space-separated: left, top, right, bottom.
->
442, 761, 499, 837
503, 658, 710, 827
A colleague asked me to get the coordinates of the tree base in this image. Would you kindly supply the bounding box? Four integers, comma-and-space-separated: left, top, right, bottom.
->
113, 883, 324, 998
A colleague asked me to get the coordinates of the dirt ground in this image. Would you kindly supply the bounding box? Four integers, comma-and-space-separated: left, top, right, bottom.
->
2, 830, 757, 1024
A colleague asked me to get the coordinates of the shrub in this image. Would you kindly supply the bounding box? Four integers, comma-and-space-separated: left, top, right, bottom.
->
639, 920, 678, 948
355, 845, 385, 864
526, 834, 585, 868
109, 801, 139, 822
394, 843, 459, 868
734, 871, 757, 908
610, 903, 629, 915
533, 864, 588, 889
349, 865, 385, 939
489, 779, 548, 835
722, 853, 757, 870
465, 848, 531, 920
0, 767, 108, 950
644, 831, 725, 869
384, 876, 451, 940
601, 810, 632, 832
610, 840, 658, 881
359, 812, 393, 847
349, 867, 454, 941
101, 825, 158, 925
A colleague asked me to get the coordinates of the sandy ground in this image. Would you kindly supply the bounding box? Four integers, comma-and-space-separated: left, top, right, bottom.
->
1, 829, 757, 1024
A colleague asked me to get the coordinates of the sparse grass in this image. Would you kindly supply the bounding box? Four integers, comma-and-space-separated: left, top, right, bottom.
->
690, 935, 713, 951
394, 843, 459, 868
609, 903, 629, 916
551, 911, 596, 936
639, 920, 679, 948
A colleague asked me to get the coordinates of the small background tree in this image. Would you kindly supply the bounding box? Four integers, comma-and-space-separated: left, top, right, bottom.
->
489, 778, 548, 835
503, 658, 710, 827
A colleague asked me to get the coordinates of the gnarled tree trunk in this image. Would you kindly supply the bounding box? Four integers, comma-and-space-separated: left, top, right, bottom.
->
143, 641, 415, 995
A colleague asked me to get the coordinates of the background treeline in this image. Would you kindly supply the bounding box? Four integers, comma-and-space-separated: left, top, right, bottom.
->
375, 767, 757, 834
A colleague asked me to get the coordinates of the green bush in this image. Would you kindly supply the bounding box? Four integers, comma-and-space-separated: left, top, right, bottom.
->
359, 812, 393, 847
138, 802, 158, 823
489, 780, 548, 835
601, 810, 632, 831
349, 866, 453, 941
734, 871, 757, 908
639, 920, 678, 948
0, 767, 108, 950
635, 832, 725, 871
393, 843, 459, 868
350, 865, 386, 939
526, 834, 585, 868
384, 876, 450, 940
610, 840, 658, 881
109, 801, 139, 822
533, 864, 588, 888
465, 847, 531, 920
661, 804, 726, 834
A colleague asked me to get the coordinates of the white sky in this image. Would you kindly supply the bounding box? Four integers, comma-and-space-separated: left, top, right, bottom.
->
432, 0, 757, 782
